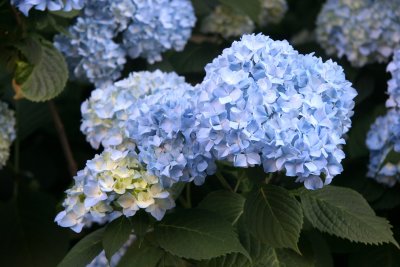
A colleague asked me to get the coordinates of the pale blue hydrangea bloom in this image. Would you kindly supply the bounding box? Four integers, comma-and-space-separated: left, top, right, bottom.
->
123, 0, 196, 64
81, 71, 187, 150
54, 0, 132, 87
127, 85, 216, 188
87, 235, 135, 267
55, 149, 175, 232
0, 101, 16, 169
197, 34, 357, 189
386, 50, 400, 108
366, 109, 400, 187
10, 0, 84, 16
316, 0, 400, 67
55, 0, 195, 86
201, 0, 287, 38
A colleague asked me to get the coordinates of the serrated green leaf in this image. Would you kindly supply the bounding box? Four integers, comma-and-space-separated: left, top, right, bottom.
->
117, 241, 164, 267
299, 186, 398, 247
243, 185, 303, 252
14, 38, 68, 102
219, 0, 261, 22
156, 252, 190, 267
198, 190, 245, 225
103, 217, 133, 261
154, 209, 250, 260
58, 228, 105, 267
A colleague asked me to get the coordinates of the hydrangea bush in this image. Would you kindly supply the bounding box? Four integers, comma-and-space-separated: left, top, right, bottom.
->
2, 1, 400, 267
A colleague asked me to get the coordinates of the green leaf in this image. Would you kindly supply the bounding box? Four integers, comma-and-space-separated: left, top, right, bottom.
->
0, 190, 69, 267
243, 185, 303, 252
156, 252, 190, 267
198, 190, 245, 225
219, 0, 261, 21
299, 186, 398, 247
117, 241, 164, 267
103, 216, 133, 261
14, 38, 68, 102
131, 211, 150, 238
58, 228, 105, 267
154, 209, 250, 260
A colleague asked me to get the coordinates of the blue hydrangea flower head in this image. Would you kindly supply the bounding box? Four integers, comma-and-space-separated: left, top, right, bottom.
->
11, 0, 84, 16
55, 0, 195, 86
54, 0, 134, 87
386, 50, 400, 108
127, 85, 216, 188
366, 109, 400, 187
55, 149, 175, 232
81, 71, 187, 150
316, 0, 400, 67
123, 0, 196, 64
197, 33, 357, 189
258, 0, 288, 25
0, 101, 16, 169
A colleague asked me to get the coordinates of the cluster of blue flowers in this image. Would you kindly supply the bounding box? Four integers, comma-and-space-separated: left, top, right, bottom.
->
201, 0, 287, 38
197, 34, 357, 189
57, 34, 357, 232
81, 71, 186, 150
10, 0, 84, 16
0, 101, 16, 169
366, 50, 400, 186
54, 0, 196, 87
316, 0, 400, 67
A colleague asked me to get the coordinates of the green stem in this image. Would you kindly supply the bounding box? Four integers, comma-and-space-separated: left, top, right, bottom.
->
216, 171, 233, 191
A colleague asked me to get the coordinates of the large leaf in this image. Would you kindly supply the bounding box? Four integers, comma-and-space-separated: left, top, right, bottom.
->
14, 38, 68, 102
299, 186, 398, 247
154, 209, 250, 260
103, 216, 133, 260
117, 241, 164, 267
58, 228, 105, 267
219, 0, 261, 22
0, 190, 69, 267
198, 190, 245, 224
243, 185, 303, 252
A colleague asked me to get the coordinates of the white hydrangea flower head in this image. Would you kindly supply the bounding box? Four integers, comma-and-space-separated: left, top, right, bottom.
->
201, 0, 287, 38
197, 33, 357, 189
80, 71, 188, 150
258, 0, 288, 26
316, 0, 400, 67
55, 149, 175, 232
0, 101, 16, 169
201, 5, 255, 39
